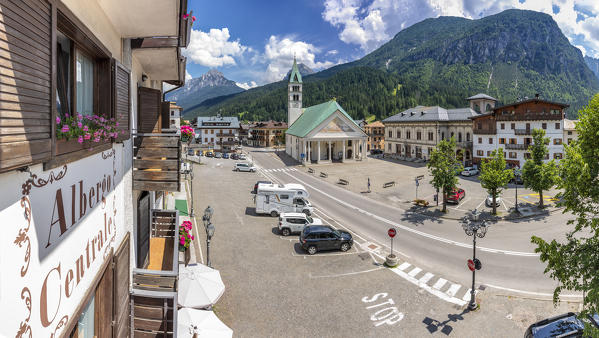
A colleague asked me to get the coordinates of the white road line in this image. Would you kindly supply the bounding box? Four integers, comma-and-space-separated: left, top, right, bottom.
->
484, 283, 583, 298
388, 268, 466, 306
462, 289, 478, 301
433, 278, 448, 290
283, 171, 540, 257
291, 251, 360, 257
446, 283, 461, 297
501, 199, 509, 211
419, 272, 435, 284
398, 262, 411, 271
476, 198, 486, 210
408, 267, 422, 277
309, 267, 384, 279
452, 197, 471, 210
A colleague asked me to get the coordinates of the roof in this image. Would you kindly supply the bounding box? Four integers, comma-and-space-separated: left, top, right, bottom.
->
252, 120, 288, 129
563, 119, 578, 130
286, 100, 360, 137
493, 98, 570, 111
354, 119, 365, 125
466, 93, 497, 101
169, 102, 182, 109
196, 115, 240, 129
289, 57, 302, 84
365, 121, 384, 128
383, 106, 479, 123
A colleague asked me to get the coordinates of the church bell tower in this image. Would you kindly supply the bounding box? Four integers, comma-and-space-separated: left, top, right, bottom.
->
288, 56, 303, 126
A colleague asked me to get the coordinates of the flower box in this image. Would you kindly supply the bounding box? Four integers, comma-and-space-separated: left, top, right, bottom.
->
55, 138, 111, 155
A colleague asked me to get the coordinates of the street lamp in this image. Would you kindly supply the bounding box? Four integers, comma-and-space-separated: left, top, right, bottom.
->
462, 209, 488, 311
188, 164, 195, 217
202, 206, 215, 267
514, 168, 521, 214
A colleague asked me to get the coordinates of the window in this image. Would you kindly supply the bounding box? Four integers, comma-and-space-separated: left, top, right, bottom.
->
428, 132, 434, 141
567, 131, 572, 135
477, 150, 484, 156
542, 123, 547, 129
388, 144, 391, 150
406, 131, 411, 139
397, 131, 401, 139
489, 138, 493, 144
441, 132, 445, 140
544, 154, 549, 160
526, 123, 530, 130
75, 51, 94, 115
478, 137, 482, 144
524, 153, 531, 159
553, 138, 562, 145
524, 138, 532, 145
280, 194, 289, 200
211, 130, 214, 134
204, 138, 208, 142
388, 130, 392, 138
171, 111, 174, 116
211, 138, 214, 142
509, 152, 517, 159
458, 133, 462, 142
477, 123, 482, 130
451, 132, 454, 138
509, 138, 517, 145
555, 123, 560, 129
554, 153, 563, 159
466, 133, 470, 142
501, 123, 505, 130
499, 138, 505, 144
417, 131, 422, 140
72, 295, 95, 338
487, 151, 492, 157
511, 123, 515, 130
568, 138, 573, 144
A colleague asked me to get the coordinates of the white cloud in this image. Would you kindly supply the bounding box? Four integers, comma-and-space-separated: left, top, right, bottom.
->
326, 49, 339, 55
322, 0, 599, 58
236, 81, 258, 90
185, 70, 192, 81
183, 28, 248, 67
261, 36, 336, 83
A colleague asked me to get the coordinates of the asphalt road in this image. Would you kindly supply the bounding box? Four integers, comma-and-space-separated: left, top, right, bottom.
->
248, 149, 578, 298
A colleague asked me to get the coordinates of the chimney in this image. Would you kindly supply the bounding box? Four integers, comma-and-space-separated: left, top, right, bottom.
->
535, 93, 540, 99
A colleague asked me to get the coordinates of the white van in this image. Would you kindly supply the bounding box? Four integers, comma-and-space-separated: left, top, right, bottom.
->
255, 183, 313, 216
278, 212, 323, 236
234, 162, 256, 172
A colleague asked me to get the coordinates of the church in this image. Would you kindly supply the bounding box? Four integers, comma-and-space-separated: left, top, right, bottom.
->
285, 58, 368, 163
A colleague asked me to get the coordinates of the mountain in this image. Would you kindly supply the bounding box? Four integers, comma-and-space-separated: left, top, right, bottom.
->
283, 63, 315, 81
185, 9, 599, 121
165, 70, 245, 110
585, 56, 599, 80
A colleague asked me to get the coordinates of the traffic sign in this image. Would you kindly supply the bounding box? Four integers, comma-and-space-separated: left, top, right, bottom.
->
467, 259, 475, 271
388, 228, 396, 238
474, 258, 482, 270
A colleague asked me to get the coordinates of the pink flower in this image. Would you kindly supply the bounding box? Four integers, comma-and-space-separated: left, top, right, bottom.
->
192, 16, 196, 22
65, 113, 70, 118
191, 235, 194, 240
77, 113, 83, 120
180, 238, 185, 245
56, 116, 61, 124
183, 13, 189, 19
83, 125, 89, 132
84, 133, 91, 140
77, 122, 83, 128
77, 136, 83, 144
116, 122, 120, 127
61, 125, 69, 133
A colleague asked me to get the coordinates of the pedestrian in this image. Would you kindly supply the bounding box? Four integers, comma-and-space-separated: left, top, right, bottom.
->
368, 177, 371, 193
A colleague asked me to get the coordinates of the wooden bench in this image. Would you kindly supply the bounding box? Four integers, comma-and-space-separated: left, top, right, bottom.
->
148, 237, 174, 271
320, 172, 328, 178
338, 178, 349, 185
413, 199, 429, 207
383, 181, 395, 188
308, 168, 315, 174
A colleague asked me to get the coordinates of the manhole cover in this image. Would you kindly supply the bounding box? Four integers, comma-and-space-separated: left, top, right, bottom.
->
368, 244, 378, 250
478, 285, 487, 291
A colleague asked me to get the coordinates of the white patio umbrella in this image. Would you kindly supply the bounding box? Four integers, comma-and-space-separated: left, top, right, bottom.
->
178, 263, 225, 308
177, 308, 233, 338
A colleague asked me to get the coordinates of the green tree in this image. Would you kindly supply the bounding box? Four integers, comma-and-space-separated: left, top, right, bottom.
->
427, 137, 462, 212
479, 148, 514, 215
531, 94, 599, 336
521, 128, 559, 208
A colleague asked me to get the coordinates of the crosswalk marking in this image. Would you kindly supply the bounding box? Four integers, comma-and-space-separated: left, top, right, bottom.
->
432, 278, 447, 290
419, 272, 434, 284
462, 289, 478, 301
446, 283, 461, 297
408, 267, 422, 277
398, 262, 411, 271
262, 168, 300, 172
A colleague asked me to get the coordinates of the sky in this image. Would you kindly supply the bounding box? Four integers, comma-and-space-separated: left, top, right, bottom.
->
183, 0, 599, 88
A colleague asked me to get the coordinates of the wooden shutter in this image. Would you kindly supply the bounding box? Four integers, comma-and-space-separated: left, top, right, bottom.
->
161, 101, 171, 130
95, 254, 114, 337
0, 0, 53, 172
113, 232, 130, 338
113, 60, 130, 141
138, 87, 161, 133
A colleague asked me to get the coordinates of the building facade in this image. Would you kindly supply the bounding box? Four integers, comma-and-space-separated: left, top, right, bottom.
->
0, 0, 189, 336
471, 96, 568, 167
169, 103, 183, 130
195, 115, 240, 152
365, 121, 385, 151
248, 121, 287, 147
564, 119, 578, 145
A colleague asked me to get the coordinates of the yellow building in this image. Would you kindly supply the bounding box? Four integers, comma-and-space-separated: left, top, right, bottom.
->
365, 121, 385, 151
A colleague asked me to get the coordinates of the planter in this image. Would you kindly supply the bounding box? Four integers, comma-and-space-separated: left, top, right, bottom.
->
55, 138, 110, 155
178, 245, 188, 252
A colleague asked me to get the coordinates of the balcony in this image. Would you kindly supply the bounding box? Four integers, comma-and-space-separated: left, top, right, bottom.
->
217, 140, 237, 145
216, 133, 236, 137
514, 129, 532, 135
457, 141, 473, 148
131, 209, 180, 337
133, 132, 181, 192
473, 129, 495, 135
505, 143, 530, 150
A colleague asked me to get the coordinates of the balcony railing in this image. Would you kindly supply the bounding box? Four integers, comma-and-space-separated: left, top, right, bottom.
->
216, 133, 236, 137
457, 141, 473, 148
133, 132, 181, 192
514, 129, 532, 135
473, 129, 495, 135
505, 143, 530, 150
217, 140, 237, 145
131, 209, 180, 337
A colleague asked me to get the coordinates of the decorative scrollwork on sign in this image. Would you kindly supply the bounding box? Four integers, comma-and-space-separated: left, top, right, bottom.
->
101, 148, 115, 159
15, 287, 32, 338
14, 197, 32, 277
50, 316, 68, 338
30, 165, 67, 188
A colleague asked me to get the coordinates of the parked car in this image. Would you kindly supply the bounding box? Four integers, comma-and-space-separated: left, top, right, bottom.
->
252, 180, 272, 194
205, 151, 214, 158
234, 162, 256, 172
461, 167, 479, 176
187, 149, 195, 156
447, 188, 465, 204
278, 213, 323, 236
230, 153, 239, 160
485, 194, 502, 207
214, 152, 222, 159
524, 312, 599, 338
370, 149, 383, 155
197, 150, 203, 156
300, 225, 353, 255
238, 154, 247, 160
222, 153, 230, 159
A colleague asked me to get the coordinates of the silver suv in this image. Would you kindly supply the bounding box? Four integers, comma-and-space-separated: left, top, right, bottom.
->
278, 212, 323, 236
234, 162, 256, 172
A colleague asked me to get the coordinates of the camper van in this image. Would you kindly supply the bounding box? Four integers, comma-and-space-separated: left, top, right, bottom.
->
255, 183, 313, 216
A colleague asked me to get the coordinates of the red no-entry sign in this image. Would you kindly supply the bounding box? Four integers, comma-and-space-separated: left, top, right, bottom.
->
467, 259, 475, 271
388, 228, 396, 238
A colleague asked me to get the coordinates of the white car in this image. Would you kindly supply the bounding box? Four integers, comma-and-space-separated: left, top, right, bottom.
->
461, 167, 479, 176
238, 154, 247, 160
485, 194, 502, 207
278, 212, 323, 236
234, 162, 256, 172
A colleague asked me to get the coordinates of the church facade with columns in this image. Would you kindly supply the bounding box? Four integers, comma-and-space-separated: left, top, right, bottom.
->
284, 59, 368, 163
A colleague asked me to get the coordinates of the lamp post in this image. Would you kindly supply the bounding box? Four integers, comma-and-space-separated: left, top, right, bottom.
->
202, 206, 214, 267
514, 167, 520, 214
462, 209, 488, 311
188, 163, 195, 217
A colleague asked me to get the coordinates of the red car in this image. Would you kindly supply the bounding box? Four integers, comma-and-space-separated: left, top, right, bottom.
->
447, 188, 465, 204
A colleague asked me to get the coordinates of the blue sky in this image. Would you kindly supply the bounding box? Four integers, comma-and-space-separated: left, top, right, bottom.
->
184, 0, 599, 88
